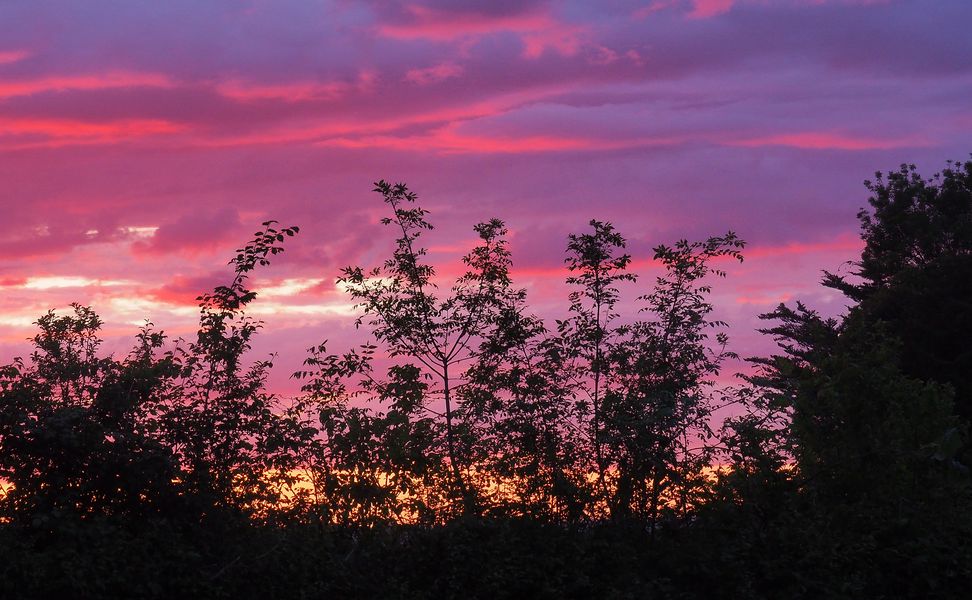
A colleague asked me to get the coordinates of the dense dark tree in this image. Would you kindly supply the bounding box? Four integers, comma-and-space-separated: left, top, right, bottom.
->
741, 157, 972, 597
752, 159, 972, 481
0, 221, 303, 527
292, 343, 445, 525
824, 158, 972, 419
0, 306, 181, 522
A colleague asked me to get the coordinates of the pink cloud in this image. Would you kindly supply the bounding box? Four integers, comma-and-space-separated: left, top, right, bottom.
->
376, 4, 586, 58
633, 1, 679, 19
734, 292, 793, 305
637, 0, 886, 20
728, 131, 927, 151
378, 5, 551, 40
0, 231, 85, 261
745, 236, 862, 259
633, 0, 733, 19
0, 72, 173, 99
521, 26, 584, 58
131, 208, 242, 257
214, 80, 349, 103
145, 272, 226, 306
688, 0, 735, 19
318, 124, 681, 154
405, 62, 463, 85
0, 117, 186, 149
190, 83, 575, 149
0, 276, 28, 287
0, 49, 30, 65
0, 117, 183, 137
214, 71, 377, 103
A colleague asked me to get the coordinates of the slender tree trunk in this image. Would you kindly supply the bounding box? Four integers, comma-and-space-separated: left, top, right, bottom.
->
442, 362, 474, 514
649, 466, 661, 543
592, 276, 609, 514
593, 352, 605, 494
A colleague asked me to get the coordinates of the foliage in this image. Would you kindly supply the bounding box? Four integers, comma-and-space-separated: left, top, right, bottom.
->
2, 160, 972, 598
824, 158, 972, 419
605, 234, 743, 528
0, 306, 181, 522
739, 157, 972, 596
331, 181, 527, 517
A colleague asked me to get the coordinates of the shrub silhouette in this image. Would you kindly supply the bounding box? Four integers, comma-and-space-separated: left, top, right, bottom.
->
1, 160, 970, 598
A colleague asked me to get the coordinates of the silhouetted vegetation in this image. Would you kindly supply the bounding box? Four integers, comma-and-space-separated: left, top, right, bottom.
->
1, 158, 970, 598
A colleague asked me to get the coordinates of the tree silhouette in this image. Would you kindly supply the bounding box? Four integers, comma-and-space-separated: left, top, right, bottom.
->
0, 306, 181, 522
559, 220, 636, 512
606, 234, 743, 530
2, 164, 972, 598
163, 220, 301, 519
741, 157, 972, 596
824, 159, 972, 422
336, 181, 523, 515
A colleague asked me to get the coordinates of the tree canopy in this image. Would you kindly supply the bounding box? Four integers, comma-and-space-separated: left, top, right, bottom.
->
1, 158, 971, 598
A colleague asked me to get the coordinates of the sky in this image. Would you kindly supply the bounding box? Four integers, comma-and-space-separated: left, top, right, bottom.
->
0, 0, 970, 394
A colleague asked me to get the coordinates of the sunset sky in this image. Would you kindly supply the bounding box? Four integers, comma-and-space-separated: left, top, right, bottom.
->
1, 0, 970, 393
